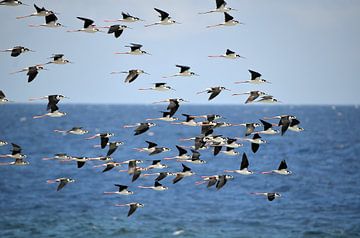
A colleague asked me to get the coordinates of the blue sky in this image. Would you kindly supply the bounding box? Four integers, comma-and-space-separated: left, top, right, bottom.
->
0, 0, 359, 104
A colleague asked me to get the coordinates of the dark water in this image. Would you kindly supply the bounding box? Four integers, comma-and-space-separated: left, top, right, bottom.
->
0, 104, 359, 238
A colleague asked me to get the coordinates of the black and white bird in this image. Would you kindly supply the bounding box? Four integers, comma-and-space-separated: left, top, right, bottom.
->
237, 133, 266, 153
163, 65, 199, 78
171, 114, 199, 126
0, 140, 8, 146
46, 54, 72, 64
29, 13, 63, 28
103, 142, 124, 156
288, 119, 304, 132
153, 98, 188, 117
147, 160, 168, 169
224, 152, 254, 175
115, 43, 150, 55
139, 83, 175, 91
16, 4, 54, 19
199, 0, 237, 14
111, 69, 149, 83
0, 90, 11, 104
42, 153, 73, 161
29, 95, 68, 111
54, 127, 89, 135
1, 46, 34, 57
0, 143, 26, 159
123, 122, 156, 136
67, 17, 100, 33
146, 111, 178, 122
232, 91, 268, 104
255, 95, 280, 103
251, 192, 281, 201
145, 8, 179, 27
33, 101, 66, 119
114, 203, 144, 217
138, 181, 168, 191
104, 184, 133, 195
195, 174, 233, 190
104, 24, 131, 38
173, 163, 195, 184
0, 0, 26, 6
264, 115, 297, 136
134, 141, 158, 154
146, 144, 171, 156
208, 49, 245, 59
256, 119, 279, 135
142, 172, 175, 181
179, 149, 206, 164
94, 161, 121, 173
207, 12, 241, 28
164, 145, 190, 160
47, 178, 75, 191
11, 65, 46, 83
235, 70, 271, 84
262, 160, 292, 175
104, 12, 144, 23
85, 133, 115, 149
237, 122, 261, 136
197, 86, 230, 101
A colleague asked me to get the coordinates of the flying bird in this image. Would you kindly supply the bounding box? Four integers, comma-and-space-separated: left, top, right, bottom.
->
235, 70, 271, 84
16, 4, 54, 19
0, 143, 26, 159
114, 203, 144, 217
111, 69, 149, 83
224, 152, 254, 175
11, 65, 46, 83
199, 0, 237, 14
145, 8, 179, 27
33, 102, 66, 119
250, 192, 281, 201
262, 160, 292, 175
163, 65, 199, 78
103, 24, 131, 38
85, 133, 115, 148
138, 181, 168, 191
173, 163, 195, 184
0, 0, 26, 6
146, 111, 178, 122
208, 49, 245, 59
29, 13, 63, 28
104, 184, 133, 195
104, 12, 144, 23
47, 178, 75, 191
164, 145, 190, 160
46, 54, 72, 65
1, 46, 34, 57
237, 133, 266, 153
123, 122, 156, 135
67, 17, 100, 33
255, 95, 280, 103
232, 91, 267, 104
0, 90, 11, 104
206, 12, 242, 28
54, 127, 88, 135
153, 98, 188, 117
138, 83, 175, 91
115, 43, 150, 55
256, 119, 279, 135
197, 86, 230, 100
264, 115, 297, 136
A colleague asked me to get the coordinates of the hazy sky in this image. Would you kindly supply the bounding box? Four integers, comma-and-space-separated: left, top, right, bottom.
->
0, 0, 359, 104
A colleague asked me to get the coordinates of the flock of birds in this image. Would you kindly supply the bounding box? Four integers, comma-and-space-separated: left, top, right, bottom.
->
0, 0, 304, 217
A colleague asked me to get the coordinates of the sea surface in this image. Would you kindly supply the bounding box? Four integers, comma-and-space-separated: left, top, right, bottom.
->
0, 104, 359, 238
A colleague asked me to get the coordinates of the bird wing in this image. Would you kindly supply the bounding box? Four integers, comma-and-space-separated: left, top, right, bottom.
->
49, 103, 59, 113
260, 119, 272, 131
245, 124, 255, 136
57, 180, 67, 191
127, 204, 138, 216
11, 47, 22, 57
149, 148, 162, 156
107, 143, 118, 156
134, 124, 149, 135
226, 49, 235, 55
248, 70, 262, 80
224, 12, 234, 22
132, 169, 141, 182
168, 101, 179, 117
240, 153, 249, 170
176, 145, 187, 156
100, 136, 109, 149
245, 93, 260, 104
216, 175, 227, 190
182, 163, 191, 172
154, 8, 169, 20
27, 67, 39, 83
207, 177, 217, 188
114, 29, 124, 38
145, 141, 158, 149
77, 17, 94, 28
176, 65, 190, 73
267, 193, 276, 201
156, 173, 167, 181
208, 89, 221, 101
45, 13, 58, 24
191, 149, 201, 160
290, 119, 300, 127
278, 160, 288, 170
11, 143, 21, 155
172, 174, 183, 184
102, 164, 114, 172
280, 118, 290, 136
251, 142, 260, 153
0, 90, 5, 99
77, 161, 86, 168
115, 184, 128, 192
216, 0, 227, 9
213, 146, 222, 156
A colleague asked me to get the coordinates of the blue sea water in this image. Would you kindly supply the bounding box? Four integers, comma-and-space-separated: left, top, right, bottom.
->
0, 104, 359, 238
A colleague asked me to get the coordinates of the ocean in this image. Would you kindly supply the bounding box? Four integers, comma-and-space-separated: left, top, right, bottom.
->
0, 104, 359, 238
